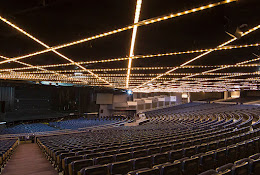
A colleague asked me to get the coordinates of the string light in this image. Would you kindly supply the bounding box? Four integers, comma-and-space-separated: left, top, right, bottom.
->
126, 0, 143, 88
134, 24, 260, 89
0, 0, 237, 65
0, 43, 258, 73
0, 15, 112, 86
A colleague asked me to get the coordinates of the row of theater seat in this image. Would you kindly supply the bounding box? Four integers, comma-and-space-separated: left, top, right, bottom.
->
38, 119, 254, 175
48, 128, 260, 175
40, 120, 237, 169
75, 134, 260, 175
0, 138, 19, 172
36, 103, 260, 175
78, 153, 260, 175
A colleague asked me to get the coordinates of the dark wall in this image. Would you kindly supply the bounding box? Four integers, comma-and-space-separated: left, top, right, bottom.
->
0, 82, 102, 121
0, 87, 15, 112
51, 86, 99, 113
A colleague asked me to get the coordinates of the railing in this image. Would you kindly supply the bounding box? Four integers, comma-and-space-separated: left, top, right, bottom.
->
138, 102, 183, 113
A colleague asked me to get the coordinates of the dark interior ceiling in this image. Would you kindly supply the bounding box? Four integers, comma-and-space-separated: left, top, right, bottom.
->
0, 0, 259, 92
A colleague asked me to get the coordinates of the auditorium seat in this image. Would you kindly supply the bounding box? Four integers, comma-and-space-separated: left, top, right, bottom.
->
152, 152, 169, 165
69, 159, 94, 175
215, 148, 227, 167
133, 156, 153, 170
160, 160, 182, 175
199, 151, 215, 172
63, 155, 84, 175
132, 167, 160, 175
94, 155, 114, 165
216, 163, 233, 175
79, 164, 109, 175
182, 156, 200, 175
226, 145, 237, 163
232, 158, 251, 175
249, 153, 260, 175
198, 169, 218, 175
110, 160, 133, 175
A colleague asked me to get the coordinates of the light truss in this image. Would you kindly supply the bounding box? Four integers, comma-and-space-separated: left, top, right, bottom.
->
0, 42, 258, 73
126, 0, 143, 88
134, 24, 260, 90
1, 0, 260, 92
0, 15, 112, 86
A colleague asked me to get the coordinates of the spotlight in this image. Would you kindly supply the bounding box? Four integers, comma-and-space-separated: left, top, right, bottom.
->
127, 90, 133, 95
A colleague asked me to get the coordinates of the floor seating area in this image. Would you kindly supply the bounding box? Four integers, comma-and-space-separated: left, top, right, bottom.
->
0, 118, 122, 135
49, 118, 120, 130
35, 103, 260, 175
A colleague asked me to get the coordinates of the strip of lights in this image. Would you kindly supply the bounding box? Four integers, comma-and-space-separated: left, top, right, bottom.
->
134, 24, 260, 89
1, 42, 258, 72
0, 15, 112, 86
126, 0, 143, 88
0, 0, 237, 66
8, 63, 260, 75
0, 54, 84, 84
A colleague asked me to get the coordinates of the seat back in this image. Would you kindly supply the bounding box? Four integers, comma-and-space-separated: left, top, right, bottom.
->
69, 159, 93, 175
161, 161, 182, 175
182, 156, 200, 175
110, 160, 133, 175
79, 165, 109, 175
134, 156, 153, 170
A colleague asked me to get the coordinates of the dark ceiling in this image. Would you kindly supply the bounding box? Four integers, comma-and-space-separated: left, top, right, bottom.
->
0, 0, 259, 92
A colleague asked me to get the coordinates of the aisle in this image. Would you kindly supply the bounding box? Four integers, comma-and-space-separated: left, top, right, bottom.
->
1, 143, 58, 175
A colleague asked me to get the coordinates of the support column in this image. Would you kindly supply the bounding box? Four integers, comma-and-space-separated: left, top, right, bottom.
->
224, 91, 228, 100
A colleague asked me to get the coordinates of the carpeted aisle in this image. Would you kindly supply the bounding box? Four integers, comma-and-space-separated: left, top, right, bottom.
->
1, 143, 58, 175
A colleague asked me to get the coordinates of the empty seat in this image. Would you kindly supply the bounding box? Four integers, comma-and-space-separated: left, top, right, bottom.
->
249, 153, 260, 175
173, 143, 182, 150
252, 138, 259, 153
85, 152, 103, 159
193, 139, 201, 146
110, 160, 133, 175
76, 150, 93, 156
197, 144, 208, 154
199, 151, 215, 172
218, 139, 226, 149
215, 148, 227, 167
208, 141, 218, 151
152, 153, 169, 165
184, 146, 196, 157
183, 141, 192, 148
94, 155, 114, 165
216, 163, 233, 175
149, 147, 161, 155
132, 150, 148, 158
134, 167, 160, 175
169, 149, 183, 162
198, 169, 218, 175
182, 156, 200, 175
160, 145, 172, 153
103, 150, 118, 156
63, 155, 84, 175
232, 158, 251, 175
246, 140, 254, 157
226, 145, 237, 163
58, 152, 76, 171
134, 156, 153, 170
161, 161, 182, 175
79, 164, 109, 175
236, 142, 247, 160
226, 138, 234, 146
115, 152, 132, 162
69, 159, 94, 175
